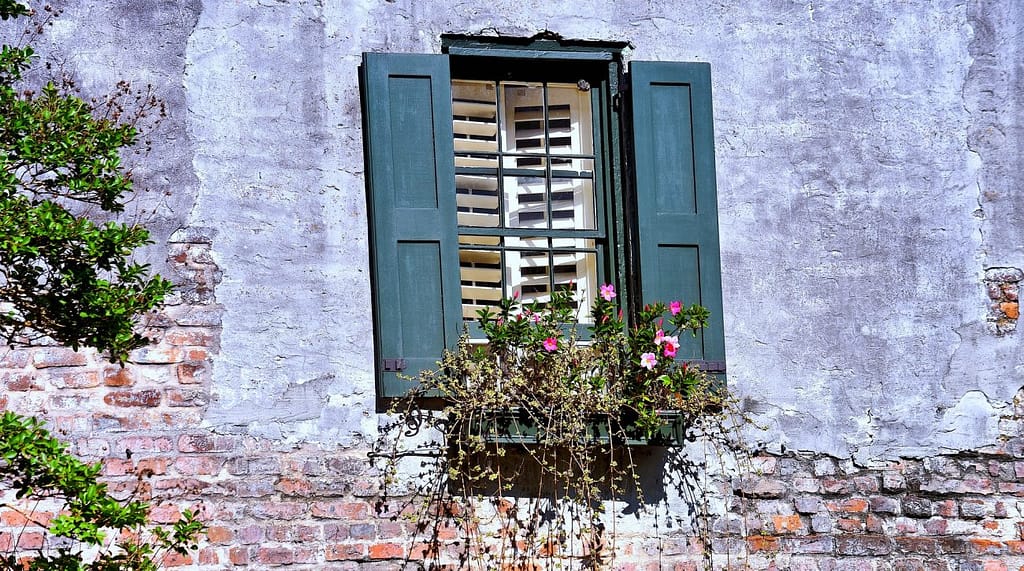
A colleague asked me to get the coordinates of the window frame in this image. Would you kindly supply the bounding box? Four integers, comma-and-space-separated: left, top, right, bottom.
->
361, 38, 726, 407
443, 37, 632, 338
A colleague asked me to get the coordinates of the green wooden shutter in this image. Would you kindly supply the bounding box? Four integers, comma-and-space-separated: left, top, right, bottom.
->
361, 53, 462, 399
629, 61, 726, 375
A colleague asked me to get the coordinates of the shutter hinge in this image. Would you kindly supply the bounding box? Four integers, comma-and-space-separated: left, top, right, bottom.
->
612, 92, 622, 111
382, 358, 406, 372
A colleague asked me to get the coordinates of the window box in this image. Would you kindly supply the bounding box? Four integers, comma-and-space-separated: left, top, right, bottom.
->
462, 408, 690, 447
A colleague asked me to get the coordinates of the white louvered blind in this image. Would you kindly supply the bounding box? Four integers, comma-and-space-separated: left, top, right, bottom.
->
452, 80, 598, 321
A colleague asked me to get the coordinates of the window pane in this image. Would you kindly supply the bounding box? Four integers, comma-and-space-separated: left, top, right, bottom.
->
456, 174, 499, 228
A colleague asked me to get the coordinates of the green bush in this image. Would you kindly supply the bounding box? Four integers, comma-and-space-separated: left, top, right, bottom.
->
0, 1, 172, 363
0, 411, 204, 570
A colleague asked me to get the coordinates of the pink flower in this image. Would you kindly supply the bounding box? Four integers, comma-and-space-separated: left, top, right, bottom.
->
531, 312, 542, 324
599, 283, 616, 302
654, 329, 666, 345
662, 335, 679, 357
669, 301, 682, 315
640, 352, 657, 370
543, 337, 558, 352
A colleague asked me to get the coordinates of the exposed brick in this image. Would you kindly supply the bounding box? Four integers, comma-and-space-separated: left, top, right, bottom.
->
869, 495, 901, 514
104, 389, 162, 407
4, 373, 40, 391
50, 370, 100, 389
0, 349, 30, 368
173, 456, 224, 475
821, 477, 853, 494
176, 361, 208, 384
745, 535, 780, 553
969, 538, 1005, 555
903, 496, 933, 518
228, 546, 249, 565
326, 543, 367, 560
130, 345, 184, 364
103, 366, 135, 387
312, 501, 370, 520
276, 477, 314, 497
961, 498, 991, 519
783, 535, 833, 554
772, 514, 803, 533
178, 433, 236, 453
836, 535, 892, 556
256, 547, 296, 565
368, 542, 405, 559
794, 496, 824, 514
734, 477, 787, 498
206, 526, 234, 544
164, 328, 217, 346
166, 388, 210, 407
895, 536, 940, 554
33, 348, 88, 368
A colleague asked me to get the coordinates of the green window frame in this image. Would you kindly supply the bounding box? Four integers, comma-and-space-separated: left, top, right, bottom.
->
360, 37, 725, 404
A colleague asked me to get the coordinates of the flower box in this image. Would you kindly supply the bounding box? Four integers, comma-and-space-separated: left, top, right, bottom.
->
463, 408, 688, 447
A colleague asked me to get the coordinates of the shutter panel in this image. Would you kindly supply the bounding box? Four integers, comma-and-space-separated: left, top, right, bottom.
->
361, 53, 462, 399
629, 62, 726, 374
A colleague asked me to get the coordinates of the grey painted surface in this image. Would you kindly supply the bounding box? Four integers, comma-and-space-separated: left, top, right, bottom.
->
17, 0, 1023, 460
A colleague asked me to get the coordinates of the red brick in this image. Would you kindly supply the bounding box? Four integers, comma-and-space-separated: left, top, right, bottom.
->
104, 458, 135, 476
250, 501, 307, 520
177, 433, 236, 453
836, 535, 892, 555
276, 477, 314, 497
118, 436, 175, 453
368, 542, 405, 559
173, 456, 223, 475
4, 373, 39, 391
165, 329, 216, 346
206, 526, 234, 544
104, 389, 161, 407
255, 547, 313, 565
312, 500, 370, 520
162, 552, 193, 567
970, 538, 1004, 554
746, 535, 779, 552
895, 536, 940, 554
130, 345, 183, 364
228, 547, 249, 565
135, 458, 169, 476
176, 361, 208, 384
0, 349, 30, 368
51, 370, 100, 388
166, 388, 209, 407
198, 548, 219, 565
148, 504, 181, 524
18, 532, 44, 549
772, 514, 803, 533
326, 543, 366, 560
33, 348, 88, 368
103, 366, 135, 387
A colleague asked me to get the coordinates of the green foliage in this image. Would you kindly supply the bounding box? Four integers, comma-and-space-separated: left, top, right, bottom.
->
374, 285, 740, 569
0, 6, 172, 362
0, 412, 204, 570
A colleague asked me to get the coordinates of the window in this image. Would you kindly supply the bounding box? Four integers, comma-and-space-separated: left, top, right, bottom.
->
361, 37, 725, 401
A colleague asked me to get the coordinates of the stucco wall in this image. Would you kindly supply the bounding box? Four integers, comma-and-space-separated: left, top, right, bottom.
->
167, 0, 1023, 460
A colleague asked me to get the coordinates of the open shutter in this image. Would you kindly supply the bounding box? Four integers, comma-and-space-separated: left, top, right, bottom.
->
361, 53, 462, 399
629, 61, 726, 375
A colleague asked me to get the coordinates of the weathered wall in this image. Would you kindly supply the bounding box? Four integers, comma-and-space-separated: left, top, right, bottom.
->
2, 0, 1023, 568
